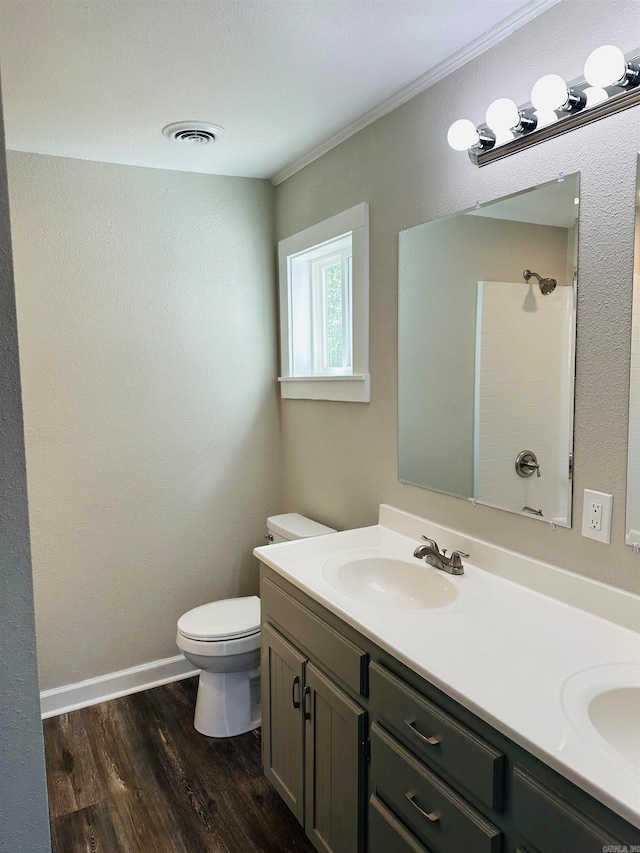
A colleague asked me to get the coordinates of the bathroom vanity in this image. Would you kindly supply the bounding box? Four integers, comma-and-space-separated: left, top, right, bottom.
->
254, 506, 640, 853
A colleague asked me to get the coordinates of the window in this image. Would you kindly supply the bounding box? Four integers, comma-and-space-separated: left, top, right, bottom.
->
278, 203, 369, 402
311, 241, 351, 374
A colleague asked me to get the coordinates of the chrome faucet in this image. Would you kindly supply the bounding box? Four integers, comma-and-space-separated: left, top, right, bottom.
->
413, 536, 468, 576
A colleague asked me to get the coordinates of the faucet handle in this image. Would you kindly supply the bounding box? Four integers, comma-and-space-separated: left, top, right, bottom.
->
421, 536, 440, 552
449, 551, 469, 570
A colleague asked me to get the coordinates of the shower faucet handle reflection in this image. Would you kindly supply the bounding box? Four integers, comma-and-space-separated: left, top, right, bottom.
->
522, 506, 544, 517
515, 450, 541, 478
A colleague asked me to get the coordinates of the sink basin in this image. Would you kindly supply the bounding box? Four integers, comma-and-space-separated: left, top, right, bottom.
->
562, 664, 640, 777
322, 554, 459, 609
588, 687, 640, 767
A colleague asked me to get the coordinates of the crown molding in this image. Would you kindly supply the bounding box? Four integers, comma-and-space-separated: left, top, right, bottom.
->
270, 0, 562, 186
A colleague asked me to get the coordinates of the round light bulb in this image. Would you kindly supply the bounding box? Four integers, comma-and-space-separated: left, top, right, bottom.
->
584, 45, 626, 87
533, 109, 559, 129
583, 86, 608, 107
485, 98, 520, 132
531, 74, 569, 111
493, 128, 514, 146
447, 119, 478, 151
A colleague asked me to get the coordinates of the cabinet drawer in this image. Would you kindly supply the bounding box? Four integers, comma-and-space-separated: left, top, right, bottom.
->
512, 766, 627, 853
261, 576, 368, 695
369, 795, 431, 853
370, 662, 504, 810
371, 724, 502, 853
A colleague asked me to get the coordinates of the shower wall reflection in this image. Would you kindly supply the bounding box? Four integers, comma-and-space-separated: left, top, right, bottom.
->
474, 280, 573, 522
398, 174, 579, 525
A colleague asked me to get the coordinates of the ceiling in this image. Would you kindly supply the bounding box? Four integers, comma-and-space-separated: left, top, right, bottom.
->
0, 0, 557, 183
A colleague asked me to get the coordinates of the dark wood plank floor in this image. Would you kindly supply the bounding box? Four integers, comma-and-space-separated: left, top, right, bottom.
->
43, 677, 315, 853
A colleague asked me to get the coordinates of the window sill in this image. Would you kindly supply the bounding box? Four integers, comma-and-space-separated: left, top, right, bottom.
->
278, 374, 370, 403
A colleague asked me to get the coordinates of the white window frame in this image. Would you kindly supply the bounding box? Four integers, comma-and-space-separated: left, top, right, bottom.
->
278, 202, 369, 403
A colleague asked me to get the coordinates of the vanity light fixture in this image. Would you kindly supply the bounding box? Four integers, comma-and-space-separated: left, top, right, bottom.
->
447, 45, 640, 166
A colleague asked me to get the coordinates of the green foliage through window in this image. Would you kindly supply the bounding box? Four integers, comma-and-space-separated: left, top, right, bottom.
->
324, 263, 343, 369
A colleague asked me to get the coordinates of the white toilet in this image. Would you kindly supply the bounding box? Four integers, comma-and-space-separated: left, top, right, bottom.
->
176, 513, 335, 737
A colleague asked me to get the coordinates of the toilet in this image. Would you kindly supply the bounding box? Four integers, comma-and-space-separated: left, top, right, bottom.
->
176, 513, 335, 737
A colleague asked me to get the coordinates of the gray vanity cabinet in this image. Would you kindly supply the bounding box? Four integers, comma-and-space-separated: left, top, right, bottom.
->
260, 565, 640, 853
261, 578, 368, 852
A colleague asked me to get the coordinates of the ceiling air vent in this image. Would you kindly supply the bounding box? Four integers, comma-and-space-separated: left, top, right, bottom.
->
162, 121, 227, 146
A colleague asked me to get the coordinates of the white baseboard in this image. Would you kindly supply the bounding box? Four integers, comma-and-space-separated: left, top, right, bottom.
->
40, 654, 199, 719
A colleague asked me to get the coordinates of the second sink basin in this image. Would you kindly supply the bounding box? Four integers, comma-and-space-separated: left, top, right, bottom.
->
589, 687, 640, 768
562, 664, 640, 778
322, 553, 459, 609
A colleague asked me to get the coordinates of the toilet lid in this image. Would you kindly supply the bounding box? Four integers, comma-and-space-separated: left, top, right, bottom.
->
177, 596, 260, 641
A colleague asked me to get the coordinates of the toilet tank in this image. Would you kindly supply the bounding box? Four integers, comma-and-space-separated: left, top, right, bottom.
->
266, 513, 336, 544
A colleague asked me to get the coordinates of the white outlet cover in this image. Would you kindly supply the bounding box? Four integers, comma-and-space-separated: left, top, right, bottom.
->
582, 489, 613, 544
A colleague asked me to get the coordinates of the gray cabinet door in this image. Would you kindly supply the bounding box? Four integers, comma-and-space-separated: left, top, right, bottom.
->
304, 663, 366, 853
262, 622, 306, 824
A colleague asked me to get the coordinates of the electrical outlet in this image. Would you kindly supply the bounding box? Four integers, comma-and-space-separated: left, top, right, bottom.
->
582, 489, 613, 543
590, 501, 602, 531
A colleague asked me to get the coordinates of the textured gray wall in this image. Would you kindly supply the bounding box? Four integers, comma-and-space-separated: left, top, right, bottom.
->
276, 0, 640, 594
7, 152, 281, 691
0, 95, 51, 850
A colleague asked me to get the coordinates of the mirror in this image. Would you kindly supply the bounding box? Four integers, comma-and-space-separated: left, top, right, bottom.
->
625, 155, 640, 547
398, 174, 579, 526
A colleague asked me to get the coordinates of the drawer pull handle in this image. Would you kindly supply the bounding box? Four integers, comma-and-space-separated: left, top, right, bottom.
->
303, 685, 312, 720
405, 792, 439, 823
292, 675, 301, 709
404, 718, 440, 746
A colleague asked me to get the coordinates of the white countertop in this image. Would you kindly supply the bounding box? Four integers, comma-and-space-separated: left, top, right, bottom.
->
254, 505, 640, 828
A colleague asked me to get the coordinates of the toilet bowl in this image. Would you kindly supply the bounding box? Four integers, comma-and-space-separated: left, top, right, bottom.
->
177, 513, 336, 737
176, 596, 261, 737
